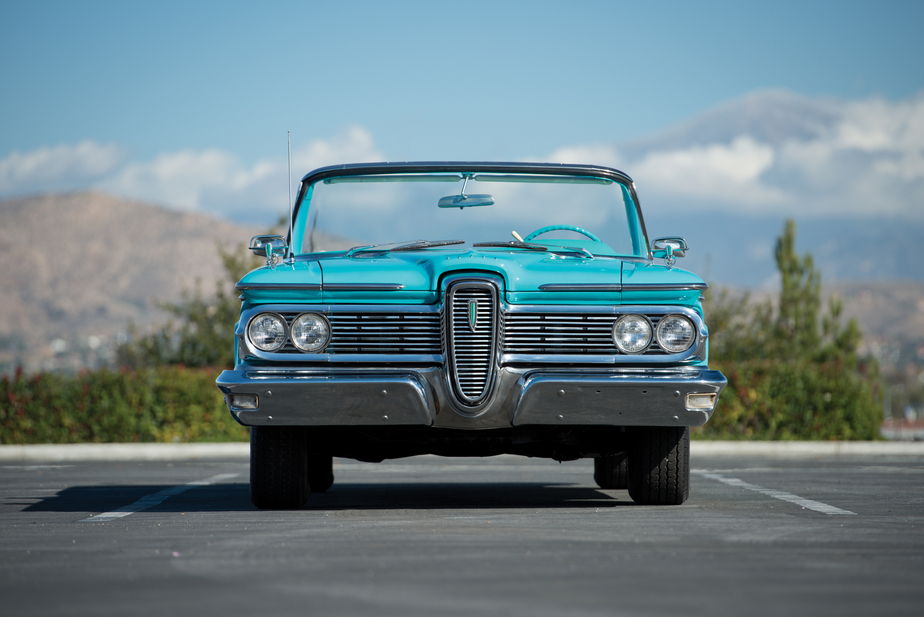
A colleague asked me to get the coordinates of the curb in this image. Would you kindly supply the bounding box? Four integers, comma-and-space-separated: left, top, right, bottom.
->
0, 441, 922, 462
0, 443, 249, 462
689, 441, 924, 457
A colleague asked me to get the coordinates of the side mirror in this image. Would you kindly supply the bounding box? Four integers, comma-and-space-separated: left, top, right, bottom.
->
651, 237, 688, 267
249, 235, 288, 268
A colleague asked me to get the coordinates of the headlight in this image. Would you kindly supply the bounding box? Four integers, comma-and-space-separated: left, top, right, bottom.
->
613, 314, 652, 353
248, 313, 287, 351
291, 313, 331, 352
656, 315, 695, 353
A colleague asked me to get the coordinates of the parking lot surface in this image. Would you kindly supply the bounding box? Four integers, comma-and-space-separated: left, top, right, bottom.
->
2, 448, 923, 616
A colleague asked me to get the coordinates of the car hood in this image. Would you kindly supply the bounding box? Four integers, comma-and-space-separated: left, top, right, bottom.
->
237, 249, 705, 306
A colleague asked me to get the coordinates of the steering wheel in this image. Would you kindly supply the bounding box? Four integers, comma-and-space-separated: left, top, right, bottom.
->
523, 225, 602, 242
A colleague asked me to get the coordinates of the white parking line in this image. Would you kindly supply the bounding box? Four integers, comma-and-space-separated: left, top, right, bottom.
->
695, 471, 857, 515
79, 473, 240, 523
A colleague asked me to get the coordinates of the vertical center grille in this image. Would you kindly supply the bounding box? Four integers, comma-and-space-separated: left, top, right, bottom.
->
447, 280, 498, 406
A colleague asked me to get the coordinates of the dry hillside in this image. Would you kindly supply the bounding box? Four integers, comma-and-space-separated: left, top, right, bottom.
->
0, 191, 265, 372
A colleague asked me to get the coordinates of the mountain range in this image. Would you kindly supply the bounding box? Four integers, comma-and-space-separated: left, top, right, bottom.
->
0, 191, 261, 372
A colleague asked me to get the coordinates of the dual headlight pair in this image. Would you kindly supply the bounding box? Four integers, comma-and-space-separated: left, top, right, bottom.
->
247, 313, 330, 353
613, 314, 695, 354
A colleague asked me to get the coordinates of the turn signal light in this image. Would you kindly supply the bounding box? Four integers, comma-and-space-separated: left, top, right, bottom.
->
231, 394, 259, 410
686, 393, 716, 410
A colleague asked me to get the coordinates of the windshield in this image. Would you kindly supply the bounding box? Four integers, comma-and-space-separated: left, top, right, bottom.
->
292, 172, 647, 258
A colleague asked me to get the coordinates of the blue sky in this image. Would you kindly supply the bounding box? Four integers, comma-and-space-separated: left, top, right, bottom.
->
1, 0, 922, 224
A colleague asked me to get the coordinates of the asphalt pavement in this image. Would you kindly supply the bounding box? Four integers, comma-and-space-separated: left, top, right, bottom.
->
1, 445, 922, 616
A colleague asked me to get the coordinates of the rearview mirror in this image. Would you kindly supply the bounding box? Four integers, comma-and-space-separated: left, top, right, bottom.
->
438, 194, 495, 209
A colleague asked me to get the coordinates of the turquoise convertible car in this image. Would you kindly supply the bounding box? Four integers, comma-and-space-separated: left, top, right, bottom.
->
217, 162, 726, 509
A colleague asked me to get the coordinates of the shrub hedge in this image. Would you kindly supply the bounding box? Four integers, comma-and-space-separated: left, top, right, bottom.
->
1, 366, 248, 444
694, 359, 882, 440
2, 359, 883, 444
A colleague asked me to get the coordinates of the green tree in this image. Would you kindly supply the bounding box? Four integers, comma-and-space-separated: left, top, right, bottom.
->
706, 219, 864, 366
774, 219, 821, 358
700, 219, 880, 440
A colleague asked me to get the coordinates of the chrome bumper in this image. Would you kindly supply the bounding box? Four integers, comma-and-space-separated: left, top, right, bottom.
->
217, 366, 726, 429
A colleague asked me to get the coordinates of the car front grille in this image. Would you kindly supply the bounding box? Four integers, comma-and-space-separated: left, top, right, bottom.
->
503, 312, 668, 355
259, 306, 679, 362
446, 280, 499, 406
276, 311, 441, 355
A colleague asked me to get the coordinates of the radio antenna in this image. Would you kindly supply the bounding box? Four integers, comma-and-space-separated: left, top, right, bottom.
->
287, 131, 294, 263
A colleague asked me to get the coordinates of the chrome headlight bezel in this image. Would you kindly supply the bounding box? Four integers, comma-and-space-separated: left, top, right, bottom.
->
246, 312, 288, 352
290, 312, 331, 353
655, 314, 696, 354
612, 314, 653, 354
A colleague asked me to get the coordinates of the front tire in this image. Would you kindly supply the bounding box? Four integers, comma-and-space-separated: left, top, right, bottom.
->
594, 451, 628, 489
627, 426, 690, 505
250, 426, 310, 509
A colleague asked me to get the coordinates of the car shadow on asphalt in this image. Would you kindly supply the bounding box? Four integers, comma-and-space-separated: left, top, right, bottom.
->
307, 482, 633, 510
20, 481, 633, 513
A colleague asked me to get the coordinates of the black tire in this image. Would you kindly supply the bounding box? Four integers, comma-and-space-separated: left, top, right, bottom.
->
627, 426, 690, 505
308, 455, 334, 493
250, 426, 310, 509
594, 451, 628, 489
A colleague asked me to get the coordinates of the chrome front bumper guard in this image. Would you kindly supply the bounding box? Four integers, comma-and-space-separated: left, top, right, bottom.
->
217, 366, 727, 429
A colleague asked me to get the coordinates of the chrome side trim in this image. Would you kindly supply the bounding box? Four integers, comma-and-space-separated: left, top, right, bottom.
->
536, 283, 708, 292
323, 283, 407, 291
538, 283, 622, 291
237, 283, 322, 291
622, 283, 708, 291
235, 283, 407, 291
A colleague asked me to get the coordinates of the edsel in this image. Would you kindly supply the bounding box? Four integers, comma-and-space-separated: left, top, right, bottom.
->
217, 162, 726, 508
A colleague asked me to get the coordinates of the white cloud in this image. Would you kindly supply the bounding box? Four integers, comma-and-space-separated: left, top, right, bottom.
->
631, 135, 786, 207
547, 144, 622, 169
102, 148, 246, 210
0, 127, 383, 223
835, 96, 924, 154
0, 141, 126, 193
3, 93, 923, 224
292, 126, 382, 172
101, 125, 383, 222
546, 91, 924, 219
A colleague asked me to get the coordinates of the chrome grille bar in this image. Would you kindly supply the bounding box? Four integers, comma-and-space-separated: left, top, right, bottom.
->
276, 311, 442, 354
446, 280, 499, 406
503, 313, 667, 355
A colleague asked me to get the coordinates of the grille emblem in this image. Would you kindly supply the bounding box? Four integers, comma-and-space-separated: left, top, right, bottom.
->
468, 300, 478, 332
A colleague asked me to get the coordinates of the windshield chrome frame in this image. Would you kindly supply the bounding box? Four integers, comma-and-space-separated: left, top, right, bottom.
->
290, 162, 650, 260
